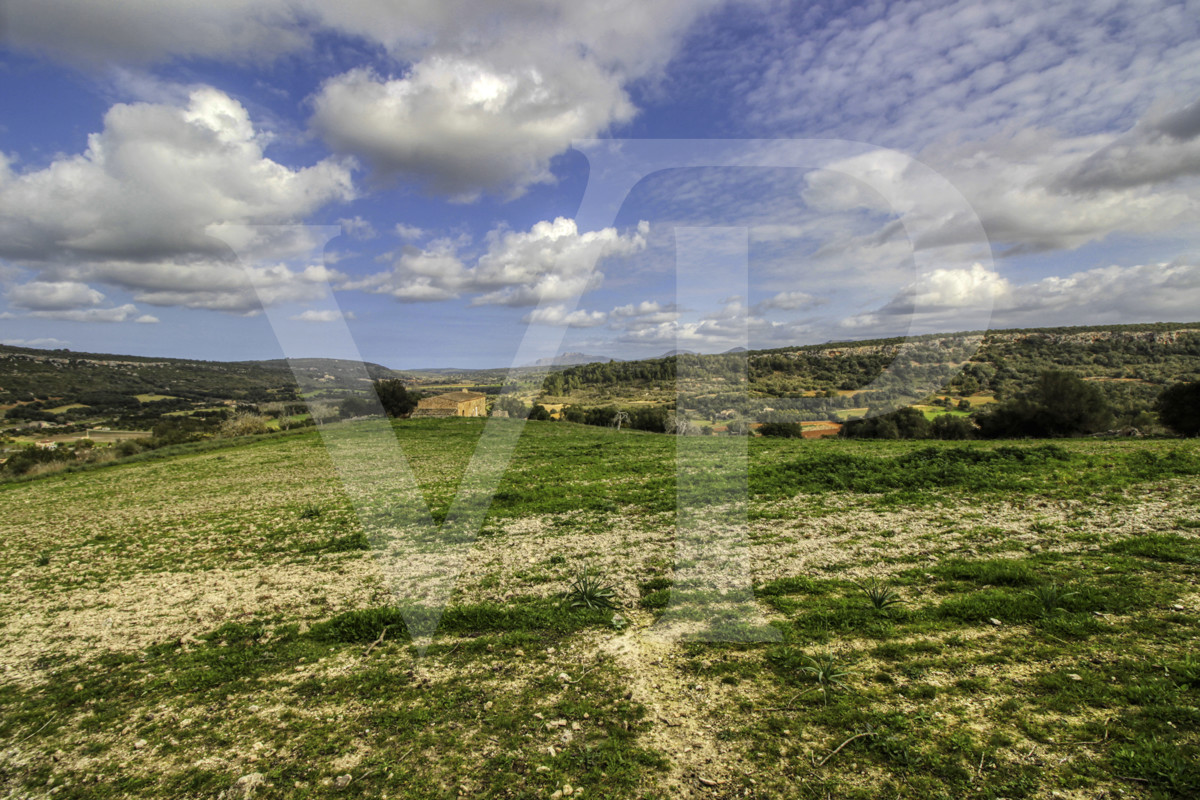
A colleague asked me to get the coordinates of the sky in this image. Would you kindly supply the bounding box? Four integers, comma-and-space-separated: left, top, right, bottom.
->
0, 0, 1198, 369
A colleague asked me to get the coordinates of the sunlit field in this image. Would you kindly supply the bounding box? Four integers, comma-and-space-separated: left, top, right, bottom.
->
2, 420, 1198, 799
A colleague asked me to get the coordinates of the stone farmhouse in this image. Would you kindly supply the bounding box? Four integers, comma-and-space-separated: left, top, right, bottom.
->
411, 391, 488, 418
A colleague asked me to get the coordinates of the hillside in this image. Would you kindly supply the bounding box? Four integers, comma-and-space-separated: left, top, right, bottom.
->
1, 420, 1198, 798
543, 321, 1200, 425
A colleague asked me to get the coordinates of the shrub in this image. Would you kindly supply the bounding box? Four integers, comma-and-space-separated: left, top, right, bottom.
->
219, 411, 271, 437
1156, 381, 1200, 436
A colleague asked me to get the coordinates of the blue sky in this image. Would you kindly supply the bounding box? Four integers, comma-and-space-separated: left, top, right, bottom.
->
1, 0, 1198, 368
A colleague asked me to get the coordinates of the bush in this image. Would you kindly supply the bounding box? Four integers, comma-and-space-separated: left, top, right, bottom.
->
373, 379, 419, 417
759, 421, 805, 438
1156, 381, 1200, 436
931, 414, 974, 440
219, 412, 271, 437
976, 370, 1113, 438
841, 407, 930, 439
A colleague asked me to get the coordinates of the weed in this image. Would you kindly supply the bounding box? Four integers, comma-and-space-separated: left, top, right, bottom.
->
298, 505, 322, 520
561, 567, 619, 611
770, 649, 855, 705
1112, 736, 1200, 796
35, 552, 50, 567
854, 578, 906, 612
1028, 582, 1079, 616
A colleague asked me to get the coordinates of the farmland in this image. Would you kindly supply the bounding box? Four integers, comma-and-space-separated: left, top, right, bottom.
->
1, 419, 1198, 798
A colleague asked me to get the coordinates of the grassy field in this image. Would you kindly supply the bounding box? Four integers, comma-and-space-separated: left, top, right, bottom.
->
1, 420, 1198, 799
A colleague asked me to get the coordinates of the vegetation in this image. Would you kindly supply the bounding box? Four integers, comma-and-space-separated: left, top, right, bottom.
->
1156, 380, 1200, 436
1, 420, 1197, 798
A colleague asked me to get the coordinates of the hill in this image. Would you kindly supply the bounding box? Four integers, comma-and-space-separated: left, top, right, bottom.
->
1, 419, 1198, 798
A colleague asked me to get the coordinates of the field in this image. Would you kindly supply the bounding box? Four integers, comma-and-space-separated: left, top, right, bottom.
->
1, 420, 1198, 799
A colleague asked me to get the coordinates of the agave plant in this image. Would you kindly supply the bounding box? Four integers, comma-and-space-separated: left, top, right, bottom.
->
854, 578, 906, 613
801, 653, 854, 704
1028, 582, 1078, 617
561, 568, 619, 611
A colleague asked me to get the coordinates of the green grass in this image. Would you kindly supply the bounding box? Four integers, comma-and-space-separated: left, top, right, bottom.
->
1, 420, 1197, 798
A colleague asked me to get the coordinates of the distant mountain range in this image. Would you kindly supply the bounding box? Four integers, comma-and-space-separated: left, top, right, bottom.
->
524, 352, 619, 367
3, 321, 1198, 409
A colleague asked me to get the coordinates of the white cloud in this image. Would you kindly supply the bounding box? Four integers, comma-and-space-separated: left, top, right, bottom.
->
522, 305, 608, 328
135, 314, 160, 324
754, 290, 824, 312
2, 0, 308, 64
610, 300, 680, 325
289, 309, 356, 323
801, 109, 1200, 263
0, 88, 355, 312
353, 217, 647, 306
5, 1, 721, 198
394, 223, 425, 240
311, 60, 634, 198
841, 260, 1200, 335
1, 337, 70, 348
29, 303, 143, 323
338, 216, 377, 241
744, 0, 1200, 149
8, 281, 106, 311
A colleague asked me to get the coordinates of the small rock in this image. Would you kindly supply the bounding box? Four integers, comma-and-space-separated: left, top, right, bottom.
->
1066, 673, 1082, 681
73, 684, 83, 692
988, 618, 1003, 627
484, 701, 494, 710
132, 739, 147, 750
233, 773, 265, 798
558, 673, 571, 682
333, 774, 352, 788
563, 784, 574, 796
698, 777, 719, 787
1171, 604, 1185, 612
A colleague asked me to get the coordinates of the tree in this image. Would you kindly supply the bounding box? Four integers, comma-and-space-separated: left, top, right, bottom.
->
931, 414, 974, 440
494, 395, 528, 418
975, 370, 1112, 437
338, 396, 374, 419
373, 379, 418, 418
1156, 381, 1200, 436
528, 404, 552, 421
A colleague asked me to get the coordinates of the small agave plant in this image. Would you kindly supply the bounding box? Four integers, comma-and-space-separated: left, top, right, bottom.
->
854, 578, 906, 613
1028, 582, 1078, 617
561, 567, 619, 611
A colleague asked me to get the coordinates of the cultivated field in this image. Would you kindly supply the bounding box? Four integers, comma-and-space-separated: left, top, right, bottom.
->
1, 421, 1198, 799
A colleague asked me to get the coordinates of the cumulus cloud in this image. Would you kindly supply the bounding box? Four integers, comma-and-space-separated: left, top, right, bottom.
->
1, 0, 308, 64
1054, 98, 1200, 192
354, 217, 647, 306
289, 309, 355, 323
841, 260, 1200, 335
29, 303, 144, 323
338, 216, 377, 241
521, 306, 608, 328
5, 0, 720, 199
394, 223, 425, 240
802, 110, 1200, 262
754, 290, 824, 312
8, 281, 106, 311
312, 60, 634, 198
0, 88, 355, 313
614, 297, 811, 352
1, 337, 71, 348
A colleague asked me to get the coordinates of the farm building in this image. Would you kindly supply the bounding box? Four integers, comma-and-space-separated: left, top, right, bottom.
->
411, 391, 488, 418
